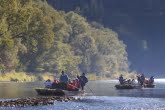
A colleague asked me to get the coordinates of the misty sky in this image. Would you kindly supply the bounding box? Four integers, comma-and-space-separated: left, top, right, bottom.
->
103, 1, 165, 77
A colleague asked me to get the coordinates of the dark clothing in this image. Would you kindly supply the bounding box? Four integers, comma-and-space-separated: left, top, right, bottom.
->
137, 76, 141, 84
60, 74, 69, 83
79, 75, 88, 90
140, 75, 145, 85
51, 82, 67, 90
119, 76, 124, 85
59, 82, 67, 90
141, 75, 145, 81
150, 77, 154, 84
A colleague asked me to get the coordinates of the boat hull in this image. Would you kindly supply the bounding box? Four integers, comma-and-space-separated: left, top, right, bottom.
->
144, 84, 155, 88
115, 84, 155, 89
35, 88, 83, 96
115, 84, 134, 89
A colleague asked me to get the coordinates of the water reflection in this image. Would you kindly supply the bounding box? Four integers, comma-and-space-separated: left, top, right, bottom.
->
0, 82, 43, 99
0, 80, 164, 99
86, 80, 165, 98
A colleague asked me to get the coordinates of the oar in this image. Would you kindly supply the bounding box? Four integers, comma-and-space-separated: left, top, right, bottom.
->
78, 77, 95, 95
85, 84, 94, 95
62, 76, 95, 95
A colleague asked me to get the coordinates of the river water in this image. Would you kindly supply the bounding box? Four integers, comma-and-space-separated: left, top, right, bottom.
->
0, 80, 165, 110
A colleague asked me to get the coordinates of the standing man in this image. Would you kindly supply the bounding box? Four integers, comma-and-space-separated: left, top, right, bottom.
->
140, 74, 145, 85
119, 74, 124, 85
60, 71, 69, 89
79, 73, 88, 91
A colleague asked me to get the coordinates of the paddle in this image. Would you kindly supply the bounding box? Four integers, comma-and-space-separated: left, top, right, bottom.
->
78, 76, 95, 95
59, 74, 95, 95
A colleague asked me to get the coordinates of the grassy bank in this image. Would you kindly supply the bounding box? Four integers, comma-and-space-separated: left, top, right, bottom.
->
0, 72, 136, 82
0, 72, 56, 82
0, 72, 36, 82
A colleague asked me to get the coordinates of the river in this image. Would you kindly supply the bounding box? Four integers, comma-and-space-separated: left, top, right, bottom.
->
0, 80, 165, 110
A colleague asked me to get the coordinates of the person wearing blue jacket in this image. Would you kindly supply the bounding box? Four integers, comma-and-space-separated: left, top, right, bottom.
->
60, 71, 69, 83
59, 71, 69, 89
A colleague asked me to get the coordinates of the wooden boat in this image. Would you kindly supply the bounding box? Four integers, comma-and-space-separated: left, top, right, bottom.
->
35, 88, 84, 96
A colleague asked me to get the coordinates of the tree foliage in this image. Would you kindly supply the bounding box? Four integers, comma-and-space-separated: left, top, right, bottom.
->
0, 0, 129, 77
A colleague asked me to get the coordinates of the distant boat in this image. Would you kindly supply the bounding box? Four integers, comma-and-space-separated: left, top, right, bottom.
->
115, 84, 135, 89
115, 84, 155, 89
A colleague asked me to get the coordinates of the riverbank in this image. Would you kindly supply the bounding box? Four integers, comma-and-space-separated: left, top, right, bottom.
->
0, 72, 35, 82
0, 72, 136, 82
0, 72, 54, 82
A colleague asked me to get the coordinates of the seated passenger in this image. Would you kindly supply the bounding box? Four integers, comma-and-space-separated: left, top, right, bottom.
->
144, 78, 149, 85
67, 80, 78, 91
51, 79, 59, 89
149, 76, 154, 84
44, 79, 52, 88
127, 79, 132, 84
72, 79, 79, 91
132, 79, 136, 85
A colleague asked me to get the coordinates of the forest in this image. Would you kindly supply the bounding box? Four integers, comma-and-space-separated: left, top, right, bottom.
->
0, 0, 132, 80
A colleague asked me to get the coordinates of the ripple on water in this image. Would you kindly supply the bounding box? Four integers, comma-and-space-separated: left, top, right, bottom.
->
1, 96, 165, 110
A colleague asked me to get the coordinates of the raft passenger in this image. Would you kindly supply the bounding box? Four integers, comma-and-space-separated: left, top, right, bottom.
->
79, 73, 88, 91
52, 79, 59, 89
137, 74, 141, 84
119, 74, 125, 85
140, 74, 145, 85
76, 75, 81, 88
132, 79, 135, 85
44, 79, 52, 88
67, 80, 79, 91
59, 71, 69, 89
149, 76, 154, 84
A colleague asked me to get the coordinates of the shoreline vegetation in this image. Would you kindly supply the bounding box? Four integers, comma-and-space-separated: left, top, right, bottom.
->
0, 72, 136, 82
0, 0, 132, 81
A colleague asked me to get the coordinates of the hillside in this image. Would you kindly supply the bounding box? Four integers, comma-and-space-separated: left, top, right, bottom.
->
0, 0, 130, 78
47, 0, 165, 75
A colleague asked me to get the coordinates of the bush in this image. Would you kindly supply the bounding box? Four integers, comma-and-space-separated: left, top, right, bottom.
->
0, 72, 36, 82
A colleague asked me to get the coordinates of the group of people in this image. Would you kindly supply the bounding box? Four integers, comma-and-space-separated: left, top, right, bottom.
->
119, 74, 135, 85
44, 71, 88, 91
119, 74, 154, 85
137, 74, 154, 85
